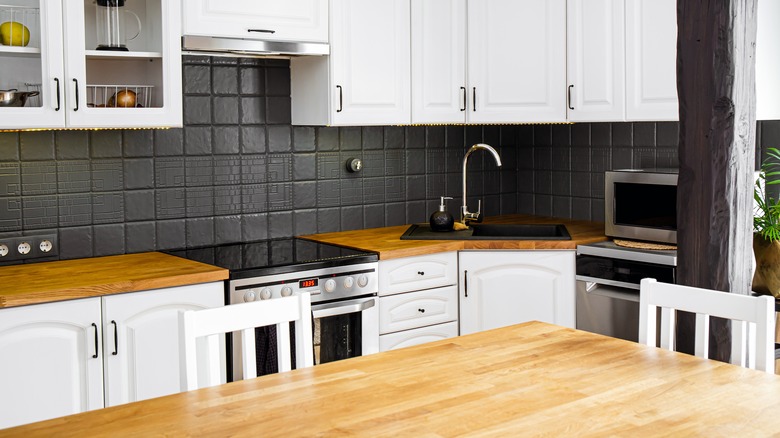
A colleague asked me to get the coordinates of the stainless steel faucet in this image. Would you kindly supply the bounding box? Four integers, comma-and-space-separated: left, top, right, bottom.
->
461, 143, 502, 224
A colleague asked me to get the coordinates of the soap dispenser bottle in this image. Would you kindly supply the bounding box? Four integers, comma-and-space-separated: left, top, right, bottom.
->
430, 196, 454, 231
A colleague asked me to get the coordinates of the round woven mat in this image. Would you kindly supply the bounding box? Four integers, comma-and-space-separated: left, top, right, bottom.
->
613, 239, 677, 250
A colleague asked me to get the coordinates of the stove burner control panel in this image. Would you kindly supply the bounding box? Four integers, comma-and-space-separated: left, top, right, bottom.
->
228, 262, 378, 305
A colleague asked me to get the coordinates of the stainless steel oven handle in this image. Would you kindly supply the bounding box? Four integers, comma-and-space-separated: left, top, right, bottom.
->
311, 297, 376, 318
575, 275, 640, 291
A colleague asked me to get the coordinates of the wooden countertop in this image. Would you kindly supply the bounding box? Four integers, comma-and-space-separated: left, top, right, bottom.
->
6, 321, 780, 436
0, 252, 228, 308
301, 214, 607, 259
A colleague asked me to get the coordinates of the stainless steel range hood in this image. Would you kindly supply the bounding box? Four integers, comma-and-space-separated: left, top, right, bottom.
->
182, 35, 329, 57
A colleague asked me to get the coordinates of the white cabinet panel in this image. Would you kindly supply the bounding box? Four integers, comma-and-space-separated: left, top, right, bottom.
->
292, 0, 410, 126
467, 0, 566, 123
378, 251, 458, 296
379, 321, 458, 352
459, 251, 575, 335
625, 0, 678, 121
182, 0, 328, 43
379, 285, 458, 335
757, 0, 780, 120
567, 0, 625, 121
411, 0, 466, 124
102, 282, 224, 407
0, 298, 104, 429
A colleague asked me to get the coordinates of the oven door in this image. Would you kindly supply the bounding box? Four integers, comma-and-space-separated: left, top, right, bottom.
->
312, 296, 379, 365
230, 295, 379, 381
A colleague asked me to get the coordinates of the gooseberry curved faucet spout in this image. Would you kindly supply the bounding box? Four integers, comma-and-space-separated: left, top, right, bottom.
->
461, 143, 502, 224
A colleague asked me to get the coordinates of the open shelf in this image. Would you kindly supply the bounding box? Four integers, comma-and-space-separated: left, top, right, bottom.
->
85, 50, 162, 60
0, 46, 41, 56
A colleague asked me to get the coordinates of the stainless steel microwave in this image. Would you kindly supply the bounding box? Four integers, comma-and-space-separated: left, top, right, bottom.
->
605, 169, 678, 244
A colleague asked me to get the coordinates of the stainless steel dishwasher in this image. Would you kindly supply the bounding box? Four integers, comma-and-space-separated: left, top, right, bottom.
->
576, 241, 677, 342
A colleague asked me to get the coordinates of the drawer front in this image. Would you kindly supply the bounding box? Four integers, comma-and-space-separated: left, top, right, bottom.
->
378, 251, 457, 295
379, 321, 459, 352
379, 285, 458, 334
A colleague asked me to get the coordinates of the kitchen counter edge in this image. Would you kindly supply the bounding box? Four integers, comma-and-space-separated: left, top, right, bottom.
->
300, 215, 608, 260
0, 252, 229, 309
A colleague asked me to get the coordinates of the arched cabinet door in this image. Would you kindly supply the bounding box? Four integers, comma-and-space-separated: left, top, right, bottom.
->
0, 298, 104, 429
459, 251, 575, 335
102, 282, 224, 407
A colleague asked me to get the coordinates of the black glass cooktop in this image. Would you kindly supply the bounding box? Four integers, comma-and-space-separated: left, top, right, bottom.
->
165, 238, 378, 280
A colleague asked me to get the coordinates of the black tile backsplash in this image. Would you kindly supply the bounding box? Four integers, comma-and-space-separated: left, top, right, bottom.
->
1, 55, 779, 263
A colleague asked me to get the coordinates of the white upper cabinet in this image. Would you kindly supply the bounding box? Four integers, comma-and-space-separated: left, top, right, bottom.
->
182, 0, 328, 43
625, 0, 678, 121
411, 0, 466, 124
291, 0, 410, 126
0, 0, 182, 130
412, 0, 566, 124
567, 0, 625, 122
467, 0, 566, 123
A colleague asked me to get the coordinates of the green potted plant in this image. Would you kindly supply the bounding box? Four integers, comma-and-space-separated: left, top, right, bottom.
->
753, 147, 780, 297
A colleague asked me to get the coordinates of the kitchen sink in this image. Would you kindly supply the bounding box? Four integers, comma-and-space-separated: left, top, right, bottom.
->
400, 223, 571, 240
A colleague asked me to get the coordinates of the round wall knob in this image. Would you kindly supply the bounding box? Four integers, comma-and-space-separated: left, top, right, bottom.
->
244, 291, 257, 302
357, 275, 369, 288
281, 286, 293, 297
259, 288, 272, 300
343, 276, 354, 289
324, 279, 337, 293
346, 158, 362, 173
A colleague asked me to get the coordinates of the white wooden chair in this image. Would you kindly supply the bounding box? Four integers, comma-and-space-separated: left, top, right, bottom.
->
639, 278, 775, 373
179, 292, 313, 391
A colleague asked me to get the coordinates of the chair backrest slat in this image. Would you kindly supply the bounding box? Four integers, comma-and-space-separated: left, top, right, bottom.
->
179, 292, 313, 391
639, 278, 775, 373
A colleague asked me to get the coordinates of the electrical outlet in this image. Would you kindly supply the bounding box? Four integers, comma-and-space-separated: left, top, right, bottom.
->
0, 234, 59, 261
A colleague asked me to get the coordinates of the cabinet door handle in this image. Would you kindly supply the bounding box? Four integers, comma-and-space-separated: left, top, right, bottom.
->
460, 86, 467, 111
472, 87, 476, 112
568, 84, 574, 110
247, 29, 276, 34
336, 85, 343, 112
464, 270, 468, 297
111, 320, 118, 356
54, 78, 61, 111
72, 78, 79, 111
91, 323, 99, 359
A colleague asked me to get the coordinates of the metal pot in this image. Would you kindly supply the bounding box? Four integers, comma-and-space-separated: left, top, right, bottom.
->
0, 89, 40, 107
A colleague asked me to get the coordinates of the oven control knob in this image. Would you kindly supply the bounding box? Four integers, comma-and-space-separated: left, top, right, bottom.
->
324, 279, 337, 293
343, 276, 354, 289
281, 286, 293, 297
244, 291, 257, 302
357, 274, 369, 288
259, 288, 272, 300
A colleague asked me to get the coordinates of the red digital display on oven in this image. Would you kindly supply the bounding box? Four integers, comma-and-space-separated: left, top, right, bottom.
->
299, 278, 318, 288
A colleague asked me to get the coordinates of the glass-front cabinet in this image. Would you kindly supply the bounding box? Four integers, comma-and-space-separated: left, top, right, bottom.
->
0, 0, 181, 130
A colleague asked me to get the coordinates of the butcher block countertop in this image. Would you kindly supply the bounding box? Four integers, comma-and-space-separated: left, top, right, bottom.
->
0, 252, 228, 309
7, 321, 780, 436
300, 214, 607, 259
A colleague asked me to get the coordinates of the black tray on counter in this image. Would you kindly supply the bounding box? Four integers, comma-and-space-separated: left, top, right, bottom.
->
400, 223, 572, 240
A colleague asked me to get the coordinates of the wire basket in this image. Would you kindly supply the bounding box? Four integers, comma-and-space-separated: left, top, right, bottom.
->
86, 85, 154, 108
0, 4, 39, 48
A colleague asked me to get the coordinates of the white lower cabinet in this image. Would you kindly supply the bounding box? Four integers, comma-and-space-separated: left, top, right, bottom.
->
379, 321, 459, 351
0, 298, 104, 429
378, 252, 459, 352
459, 251, 576, 336
0, 282, 223, 429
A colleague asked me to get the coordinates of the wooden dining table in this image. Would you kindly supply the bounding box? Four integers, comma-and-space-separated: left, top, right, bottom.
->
3, 321, 780, 436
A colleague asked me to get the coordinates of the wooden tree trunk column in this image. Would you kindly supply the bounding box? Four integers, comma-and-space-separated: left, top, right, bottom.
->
676, 0, 757, 360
